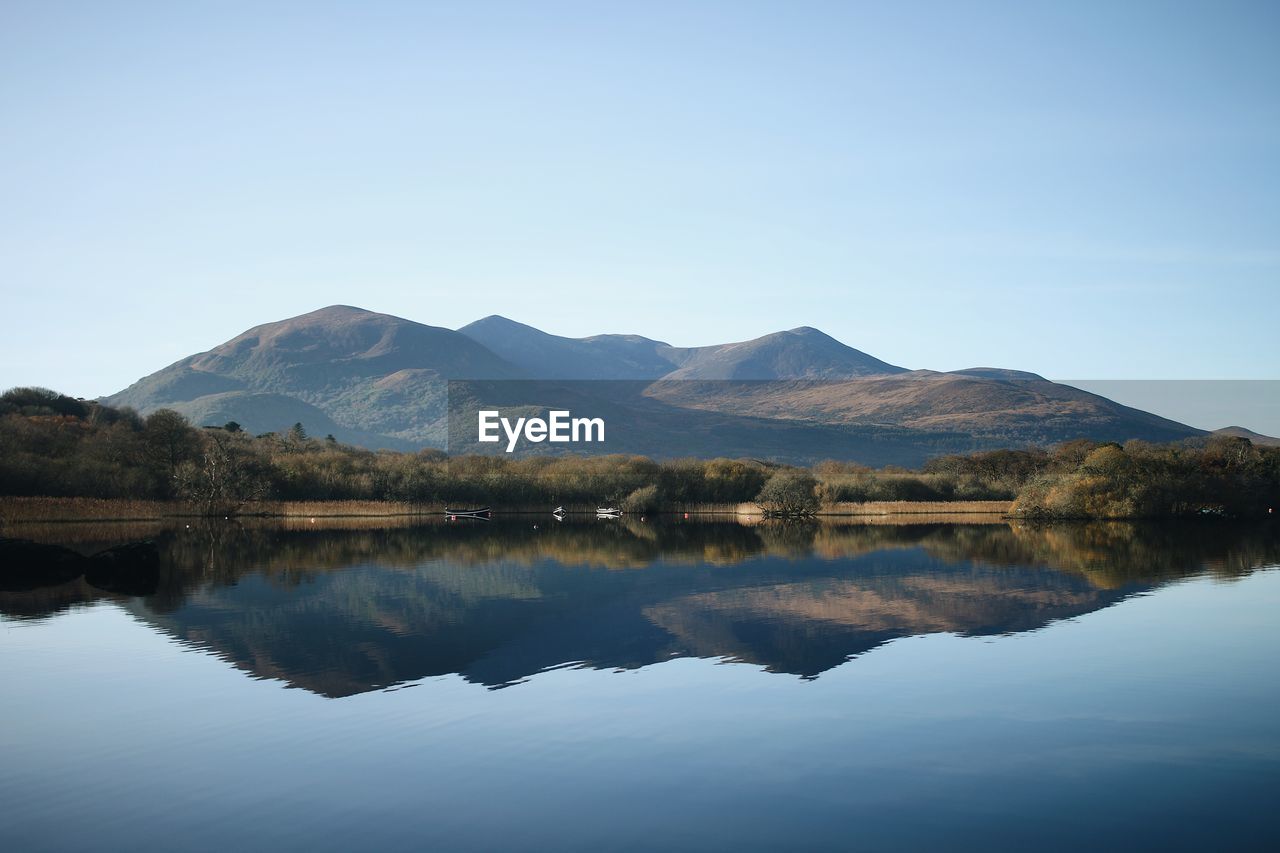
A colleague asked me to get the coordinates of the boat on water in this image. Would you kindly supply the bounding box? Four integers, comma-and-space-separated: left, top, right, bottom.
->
445, 507, 491, 519
553, 506, 565, 515
596, 506, 622, 517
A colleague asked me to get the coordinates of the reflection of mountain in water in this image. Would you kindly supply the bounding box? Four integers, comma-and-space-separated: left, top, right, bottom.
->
4, 521, 1278, 696
643, 561, 1110, 678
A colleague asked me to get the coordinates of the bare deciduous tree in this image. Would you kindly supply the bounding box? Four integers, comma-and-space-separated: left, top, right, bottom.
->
175, 430, 269, 516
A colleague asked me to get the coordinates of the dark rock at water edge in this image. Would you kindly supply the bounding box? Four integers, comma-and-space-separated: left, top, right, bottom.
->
84, 541, 161, 595
0, 537, 160, 595
0, 537, 88, 591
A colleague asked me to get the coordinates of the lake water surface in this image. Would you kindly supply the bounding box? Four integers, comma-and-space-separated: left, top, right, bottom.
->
2, 518, 1278, 851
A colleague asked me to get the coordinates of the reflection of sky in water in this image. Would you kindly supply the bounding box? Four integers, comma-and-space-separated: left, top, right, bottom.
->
2, 556, 1278, 851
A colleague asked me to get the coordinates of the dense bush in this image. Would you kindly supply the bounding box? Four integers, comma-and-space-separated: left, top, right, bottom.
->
756, 469, 820, 516
813, 455, 1033, 503
1013, 437, 1280, 518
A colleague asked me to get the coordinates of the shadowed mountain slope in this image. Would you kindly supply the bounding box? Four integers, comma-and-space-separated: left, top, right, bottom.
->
641, 372, 1199, 446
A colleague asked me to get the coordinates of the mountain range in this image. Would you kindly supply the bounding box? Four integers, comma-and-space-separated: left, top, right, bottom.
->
105, 305, 1208, 464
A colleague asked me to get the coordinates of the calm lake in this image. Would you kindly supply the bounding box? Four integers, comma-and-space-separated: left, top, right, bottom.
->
2, 517, 1278, 851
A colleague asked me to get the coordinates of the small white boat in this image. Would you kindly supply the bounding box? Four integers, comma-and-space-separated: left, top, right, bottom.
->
445, 507, 491, 520
596, 506, 622, 518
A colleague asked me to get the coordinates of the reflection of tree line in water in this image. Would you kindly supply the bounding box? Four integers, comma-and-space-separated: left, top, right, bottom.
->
835, 522, 1280, 589
4, 520, 1278, 622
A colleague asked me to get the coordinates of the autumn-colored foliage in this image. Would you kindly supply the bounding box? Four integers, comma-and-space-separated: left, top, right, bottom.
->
2, 387, 1277, 519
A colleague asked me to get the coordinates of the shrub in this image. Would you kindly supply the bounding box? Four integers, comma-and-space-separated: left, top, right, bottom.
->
756, 469, 819, 516
622, 484, 660, 513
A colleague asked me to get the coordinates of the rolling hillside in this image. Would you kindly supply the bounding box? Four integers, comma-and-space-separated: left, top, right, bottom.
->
107, 306, 521, 446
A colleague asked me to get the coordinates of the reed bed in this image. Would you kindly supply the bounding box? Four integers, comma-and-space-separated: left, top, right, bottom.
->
0, 497, 194, 523
250, 500, 441, 518
728, 500, 1011, 517
819, 500, 1013, 515
0, 497, 445, 523
813, 512, 1011, 526
1, 520, 177, 547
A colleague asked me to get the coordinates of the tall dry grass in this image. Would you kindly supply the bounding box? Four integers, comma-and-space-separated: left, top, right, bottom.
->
728, 500, 1012, 517
0, 497, 451, 524
250, 500, 441, 518
820, 500, 1012, 515
0, 496, 193, 523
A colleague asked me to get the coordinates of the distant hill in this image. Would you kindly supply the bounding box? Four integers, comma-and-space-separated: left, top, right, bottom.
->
1214, 426, 1280, 447
103, 304, 1211, 463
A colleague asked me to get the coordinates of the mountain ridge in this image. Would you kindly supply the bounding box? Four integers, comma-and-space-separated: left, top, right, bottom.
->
102, 305, 1208, 463
459, 314, 676, 380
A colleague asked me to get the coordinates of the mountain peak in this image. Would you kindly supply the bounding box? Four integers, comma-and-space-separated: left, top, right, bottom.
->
460, 315, 544, 335
221, 305, 415, 350
468, 314, 517, 326
103, 305, 523, 442
660, 327, 907, 380
316, 304, 371, 314
950, 367, 1047, 382
297, 304, 379, 320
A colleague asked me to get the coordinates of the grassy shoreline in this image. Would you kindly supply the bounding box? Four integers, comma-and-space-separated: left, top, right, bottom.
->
0, 496, 1014, 524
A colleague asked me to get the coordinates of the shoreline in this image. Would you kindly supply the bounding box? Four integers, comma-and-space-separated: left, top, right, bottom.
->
0, 496, 1014, 524
3, 497, 1273, 525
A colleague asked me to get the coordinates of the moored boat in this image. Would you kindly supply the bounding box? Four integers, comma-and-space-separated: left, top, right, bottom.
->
445, 507, 491, 519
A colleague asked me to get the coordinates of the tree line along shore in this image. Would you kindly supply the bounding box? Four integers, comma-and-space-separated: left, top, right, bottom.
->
2, 387, 1278, 521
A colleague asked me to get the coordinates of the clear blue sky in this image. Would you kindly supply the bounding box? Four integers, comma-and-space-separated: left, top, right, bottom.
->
2, 0, 1277, 398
